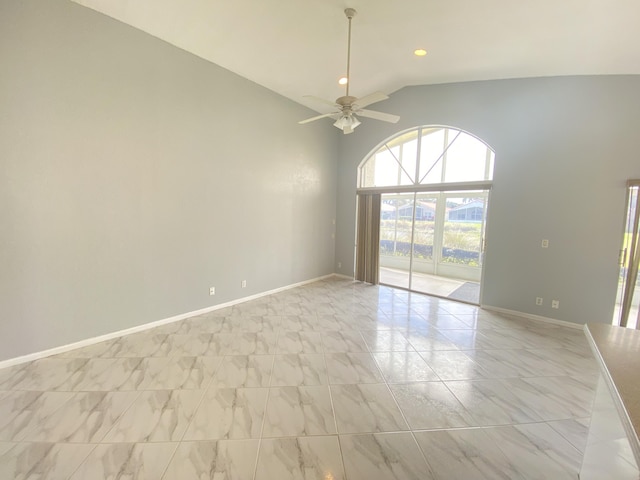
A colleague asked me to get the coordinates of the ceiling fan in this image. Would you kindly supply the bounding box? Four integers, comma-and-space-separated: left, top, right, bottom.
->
298, 8, 400, 135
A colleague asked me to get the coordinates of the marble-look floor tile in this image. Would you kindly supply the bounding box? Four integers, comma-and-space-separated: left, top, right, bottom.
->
339, 432, 435, 480
481, 348, 567, 377
255, 436, 345, 480
414, 428, 523, 480
102, 389, 203, 442
143, 356, 222, 390
0, 363, 30, 390
404, 331, 459, 351
473, 329, 540, 349
55, 339, 117, 358
70, 357, 172, 391
546, 417, 591, 454
20, 391, 139, 443
0, 442, 95, 480
485, 423, 583, 480
360, 330, 415, 352
212, 355, 274, 388
440, 302, 480, 316
5, 358, 90, 391
263, 386, 336, 437
459, 349, 523, 378
221, 315, 280, 333
0, 391, 72, 441
374, 351, 440, 383
231, 303, 270, 316
69, 442, 177, 480
528, 348, 598, 377
315, 314, 344, 329
390, 382, 475, 429
325, 353, 384, 384
183, 387, 267, 440
163, 440, 259, 480
438, 329, 495, 350
174, 314, 226, 334
0, 442, 14, 455
426, 314, 473, 330
168, 334, 229, 356
337, 314, 387, 331
275, 332, 323, 354
445, 379, 544, 426
105, 333, 179, 358
420, 350, 494, 381
330, 384, 408, 434
321, 331, 368, 353
516, 376, 595, 420
220, 333, 278, 355
278, 316, 304, 331
270, 354, 328, 386
503, 376, 594, 420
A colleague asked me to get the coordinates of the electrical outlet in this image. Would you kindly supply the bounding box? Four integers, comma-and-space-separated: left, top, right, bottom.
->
536, 297, 543, 306
241, 280, 247, 288
541, 239, 549, 248
338, 262, 342, 269
552, 300, 559, 309
209, 287, 215, 296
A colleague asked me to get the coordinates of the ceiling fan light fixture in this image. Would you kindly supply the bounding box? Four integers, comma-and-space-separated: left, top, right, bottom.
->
334, 113, 361, 133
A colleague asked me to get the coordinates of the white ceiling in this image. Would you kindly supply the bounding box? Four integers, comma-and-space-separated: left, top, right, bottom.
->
72, 0, 640, 114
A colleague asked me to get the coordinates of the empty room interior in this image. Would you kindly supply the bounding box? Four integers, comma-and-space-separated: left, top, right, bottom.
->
2, 0, 640, 479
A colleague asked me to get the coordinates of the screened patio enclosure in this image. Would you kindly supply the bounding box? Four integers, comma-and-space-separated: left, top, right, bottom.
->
357, 126, 495, 304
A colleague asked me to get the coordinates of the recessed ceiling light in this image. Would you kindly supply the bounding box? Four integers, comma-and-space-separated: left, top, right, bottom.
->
338, 76, 349, 85
414, 49, 427, 57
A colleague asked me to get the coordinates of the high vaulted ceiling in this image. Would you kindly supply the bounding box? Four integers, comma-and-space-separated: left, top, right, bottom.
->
72, 0, 640, 114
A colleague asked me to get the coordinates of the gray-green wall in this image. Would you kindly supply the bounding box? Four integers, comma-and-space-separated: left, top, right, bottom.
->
335, 77, 640, 324
0, 0, 338, 361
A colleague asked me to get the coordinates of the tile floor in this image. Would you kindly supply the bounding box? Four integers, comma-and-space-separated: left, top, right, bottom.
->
0, 277, 600, 479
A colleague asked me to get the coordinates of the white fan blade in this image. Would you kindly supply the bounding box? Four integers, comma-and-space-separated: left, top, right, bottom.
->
354, 91, 389, 108
299, 112, 339, 125
303, 95, 339, 108
357, 109, 400, 124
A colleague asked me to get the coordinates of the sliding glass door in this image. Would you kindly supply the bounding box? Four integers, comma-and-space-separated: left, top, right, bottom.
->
379, 193, 414, 289
614, 181, 640, 328
379, 190, 488, 303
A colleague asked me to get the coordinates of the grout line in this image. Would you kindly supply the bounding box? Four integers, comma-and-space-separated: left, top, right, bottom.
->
251, 346, 277, 480
62, 442, 100, 479
158, 442, 182, 480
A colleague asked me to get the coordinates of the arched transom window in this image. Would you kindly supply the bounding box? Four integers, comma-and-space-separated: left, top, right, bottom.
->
359, 126, 495, 188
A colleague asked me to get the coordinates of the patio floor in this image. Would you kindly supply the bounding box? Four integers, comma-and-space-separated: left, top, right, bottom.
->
379, 267, 480, 304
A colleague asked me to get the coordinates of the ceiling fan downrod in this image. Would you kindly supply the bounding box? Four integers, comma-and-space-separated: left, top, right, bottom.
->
344, 8, 357, 97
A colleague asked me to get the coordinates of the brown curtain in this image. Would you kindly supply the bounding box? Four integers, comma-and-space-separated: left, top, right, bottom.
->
355, 193, 381, 284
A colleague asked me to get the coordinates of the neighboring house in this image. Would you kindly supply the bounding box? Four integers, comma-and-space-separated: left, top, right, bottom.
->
448, 200, 485, 222
381, 203, 396, 219
397, 201, 436, 220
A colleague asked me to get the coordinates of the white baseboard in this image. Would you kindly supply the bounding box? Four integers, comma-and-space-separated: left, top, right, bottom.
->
481, 304, 583, 330
0, 273, 335, 370
332, 273, 354, 280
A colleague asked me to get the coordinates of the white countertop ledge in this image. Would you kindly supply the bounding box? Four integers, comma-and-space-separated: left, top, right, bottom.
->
584, 323, 640, 466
